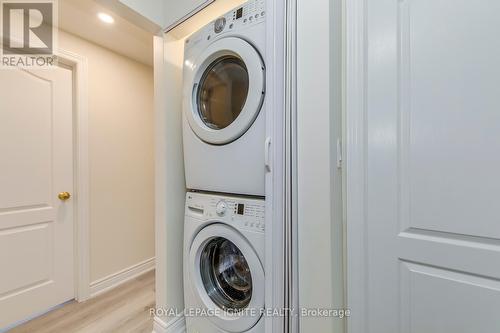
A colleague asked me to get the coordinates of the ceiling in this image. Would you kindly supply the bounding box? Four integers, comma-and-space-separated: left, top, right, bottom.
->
57, 0, 249, 66
59, 0, 154, 66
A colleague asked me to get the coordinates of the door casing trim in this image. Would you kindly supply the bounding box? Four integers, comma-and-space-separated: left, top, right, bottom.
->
344, 0, 367, 332
57, 49, 90, 302
264, 0, 287, 331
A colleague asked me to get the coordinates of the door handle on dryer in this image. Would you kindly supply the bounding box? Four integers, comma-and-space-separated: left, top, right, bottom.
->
264, 137, 272, 172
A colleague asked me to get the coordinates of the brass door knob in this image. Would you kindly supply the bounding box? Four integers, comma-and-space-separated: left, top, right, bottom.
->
58, 192, 71, 201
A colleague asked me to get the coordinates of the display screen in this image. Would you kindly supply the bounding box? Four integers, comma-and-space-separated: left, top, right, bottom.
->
237, 203, 245, 215
236, 7, 243, 19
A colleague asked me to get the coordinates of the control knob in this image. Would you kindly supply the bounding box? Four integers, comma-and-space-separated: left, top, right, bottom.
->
216, 201, 227, 216
214, 17, 226, 33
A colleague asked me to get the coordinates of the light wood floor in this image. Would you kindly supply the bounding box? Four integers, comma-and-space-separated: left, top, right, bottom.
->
8, 270, 155, 333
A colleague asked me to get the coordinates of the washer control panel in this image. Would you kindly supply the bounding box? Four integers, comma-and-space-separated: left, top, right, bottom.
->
186, 192, 265, 232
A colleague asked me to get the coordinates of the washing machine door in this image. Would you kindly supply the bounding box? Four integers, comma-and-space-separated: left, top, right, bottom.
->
189, 223, 265, 332
185, 37, 265, 145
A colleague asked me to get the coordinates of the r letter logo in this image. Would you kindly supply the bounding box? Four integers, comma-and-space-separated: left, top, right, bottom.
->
0, 0, 57, 68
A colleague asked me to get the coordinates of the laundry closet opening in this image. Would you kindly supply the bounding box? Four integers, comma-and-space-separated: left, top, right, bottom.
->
152, 1, 280, 331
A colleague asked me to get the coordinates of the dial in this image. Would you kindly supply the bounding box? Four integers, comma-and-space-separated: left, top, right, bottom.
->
214, 17, 226, 33
216, 201, 227, 216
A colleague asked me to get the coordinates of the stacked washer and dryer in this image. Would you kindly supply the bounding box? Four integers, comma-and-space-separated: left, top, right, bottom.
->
182, 1, 267, 332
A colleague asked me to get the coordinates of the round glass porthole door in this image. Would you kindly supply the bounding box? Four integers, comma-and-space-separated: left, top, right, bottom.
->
189, 224, 265, 332
184, 37, 265, 145
197, 56, 249, 131
199, 237, 252, 311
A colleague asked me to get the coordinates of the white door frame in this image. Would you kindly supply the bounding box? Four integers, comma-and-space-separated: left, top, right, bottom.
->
344, 0, 367, 332
56, 49, 91, 302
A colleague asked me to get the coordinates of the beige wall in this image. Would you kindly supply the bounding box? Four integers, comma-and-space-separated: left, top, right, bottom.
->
59, 31, 155, 282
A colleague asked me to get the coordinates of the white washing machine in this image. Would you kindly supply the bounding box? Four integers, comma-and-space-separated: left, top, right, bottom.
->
184, 192, 265, 333
182, 0, 267, 196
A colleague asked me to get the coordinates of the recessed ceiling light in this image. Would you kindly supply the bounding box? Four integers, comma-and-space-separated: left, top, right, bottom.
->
97, 12, 114, 24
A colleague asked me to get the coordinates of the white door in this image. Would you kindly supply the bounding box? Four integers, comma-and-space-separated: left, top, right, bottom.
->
349, 1, 500, 332
0, 65, 74, 328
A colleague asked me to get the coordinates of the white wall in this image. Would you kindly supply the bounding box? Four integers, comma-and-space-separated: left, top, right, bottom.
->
154, 33, 186, 330
59, 30, 155, 282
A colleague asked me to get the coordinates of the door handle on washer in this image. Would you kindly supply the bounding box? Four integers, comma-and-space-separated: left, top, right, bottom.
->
264, 137, 272, 172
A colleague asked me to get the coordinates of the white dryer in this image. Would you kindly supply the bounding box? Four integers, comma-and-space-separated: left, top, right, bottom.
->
182, 0, 266, 196
184, 192, 265, 333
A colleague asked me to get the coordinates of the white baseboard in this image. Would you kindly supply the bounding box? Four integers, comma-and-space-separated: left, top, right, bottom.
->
90, 257, 155, 298
153, 315, 186, 333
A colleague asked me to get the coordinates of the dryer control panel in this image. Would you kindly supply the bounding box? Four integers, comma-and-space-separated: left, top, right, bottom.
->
186, 192, 265, 233
210, 0, 265, 35
185, 0, 265, 49
229, 0, 265, 28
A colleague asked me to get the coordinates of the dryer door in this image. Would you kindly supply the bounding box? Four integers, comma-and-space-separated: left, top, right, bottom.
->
184, 37, 265, 145
189, 223, 265, 332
